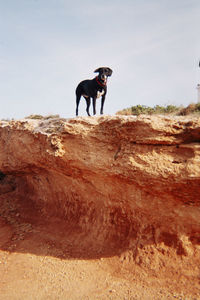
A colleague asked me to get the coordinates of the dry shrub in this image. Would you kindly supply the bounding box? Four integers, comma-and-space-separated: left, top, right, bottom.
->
178, 103, 200, 116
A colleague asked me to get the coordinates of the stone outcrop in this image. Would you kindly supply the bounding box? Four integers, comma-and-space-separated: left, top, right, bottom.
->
0, 115, 200, 289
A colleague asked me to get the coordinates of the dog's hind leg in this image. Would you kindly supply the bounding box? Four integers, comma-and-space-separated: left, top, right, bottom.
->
92, 97, 97, 115
76, 94, 81, 116
85, 97, 91, 116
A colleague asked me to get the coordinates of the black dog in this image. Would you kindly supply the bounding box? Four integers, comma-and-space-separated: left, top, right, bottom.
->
75, 67, 113, 116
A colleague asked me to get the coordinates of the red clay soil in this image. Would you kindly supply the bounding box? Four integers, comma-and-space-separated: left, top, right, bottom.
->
0, 188, 199, 300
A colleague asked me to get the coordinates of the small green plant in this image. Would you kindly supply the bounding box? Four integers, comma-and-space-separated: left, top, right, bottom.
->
116, 103, 200, 116
131, 105, 153, 115
154, 105, 179, 114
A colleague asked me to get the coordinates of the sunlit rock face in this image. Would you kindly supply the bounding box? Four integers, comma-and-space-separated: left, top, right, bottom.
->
0, 115, 200, 283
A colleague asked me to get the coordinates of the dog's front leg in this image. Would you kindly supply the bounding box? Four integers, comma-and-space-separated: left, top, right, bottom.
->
100, 95, 106, 115
85, 97, 91, 116
92, 97, 97, 115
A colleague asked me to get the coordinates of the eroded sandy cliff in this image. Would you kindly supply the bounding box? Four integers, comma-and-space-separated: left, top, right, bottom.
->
0, 115, 200, 299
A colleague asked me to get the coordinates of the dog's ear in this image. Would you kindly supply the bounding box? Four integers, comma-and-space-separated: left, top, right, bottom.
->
94, 67, 103, 73
94, 67, 113, 76
106, 68, 113, 76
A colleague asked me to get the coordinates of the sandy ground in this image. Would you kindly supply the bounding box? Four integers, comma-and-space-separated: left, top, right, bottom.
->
0, 189, 199, 300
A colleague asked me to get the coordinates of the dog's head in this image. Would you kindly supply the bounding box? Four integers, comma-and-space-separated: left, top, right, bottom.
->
94, 67, 113, 84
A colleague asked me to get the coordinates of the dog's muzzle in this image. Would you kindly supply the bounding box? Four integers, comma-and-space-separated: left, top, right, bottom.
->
101, 74, 107, 84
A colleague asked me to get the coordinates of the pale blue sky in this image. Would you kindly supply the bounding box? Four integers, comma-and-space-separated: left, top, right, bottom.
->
0, 0, 200, 119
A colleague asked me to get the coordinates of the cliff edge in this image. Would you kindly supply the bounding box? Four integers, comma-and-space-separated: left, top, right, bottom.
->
0, 115, 200, 298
